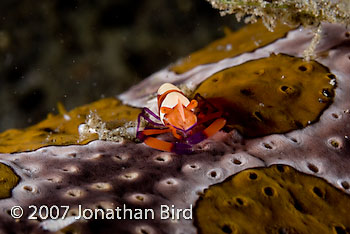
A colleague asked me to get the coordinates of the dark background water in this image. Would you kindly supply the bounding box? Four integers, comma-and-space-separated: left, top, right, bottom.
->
0, 0, 240, 131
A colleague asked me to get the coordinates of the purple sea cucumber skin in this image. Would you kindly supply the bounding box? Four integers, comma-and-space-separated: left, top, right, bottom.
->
0, 23, 349, 233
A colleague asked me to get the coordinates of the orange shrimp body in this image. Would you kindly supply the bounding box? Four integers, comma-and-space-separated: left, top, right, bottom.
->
136, 83, 226, 154
157, 83, 197, 132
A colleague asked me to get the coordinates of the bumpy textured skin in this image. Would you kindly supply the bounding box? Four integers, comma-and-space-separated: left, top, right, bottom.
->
0, 163, 19, 199
194, 54, 335, 137
0, 136, 262, 234
195, 165, 350, 234
0, 21, 349, 233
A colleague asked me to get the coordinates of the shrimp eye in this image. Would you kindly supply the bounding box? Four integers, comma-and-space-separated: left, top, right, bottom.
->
187, 100, 198, 110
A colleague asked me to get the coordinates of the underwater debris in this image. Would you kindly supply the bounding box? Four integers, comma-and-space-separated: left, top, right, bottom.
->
0, 98, 140, 153
195, 165, 350, 234
207, 0, 350, 30
207, 0, 350, 60
79, 111, 138, 142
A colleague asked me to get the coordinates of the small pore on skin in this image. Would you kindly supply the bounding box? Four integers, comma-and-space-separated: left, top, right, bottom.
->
194, 54, 336, 137
195, 165, 350, 234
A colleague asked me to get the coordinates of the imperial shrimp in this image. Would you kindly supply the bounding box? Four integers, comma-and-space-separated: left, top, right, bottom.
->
136, 83, 226, 154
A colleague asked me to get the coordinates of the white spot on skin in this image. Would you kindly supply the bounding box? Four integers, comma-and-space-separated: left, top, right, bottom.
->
161, 178, 179, 186
46, 175, 63, 183
112, 154, 129, 162
254, 40, 262, 46
207, 169, 223, 180
65, 188, 84, 198
22, 185, 38, 193
153, 153, 172, 163
119, 172, 139, 180
61, 165, 79, 173
63, 114, 71, 121
91, 182, 112, 191
40, 216, 78, 232
135, 225, 156, 234
128, 193, 151, 204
